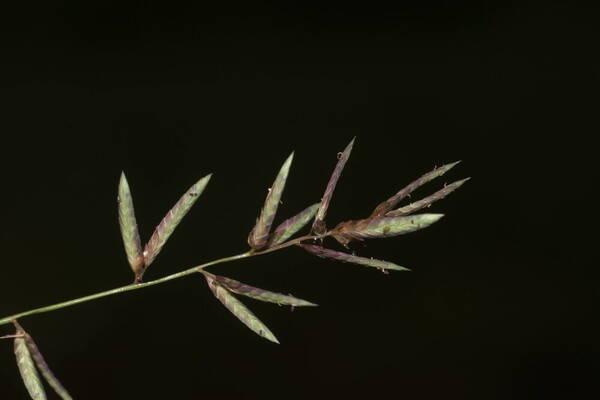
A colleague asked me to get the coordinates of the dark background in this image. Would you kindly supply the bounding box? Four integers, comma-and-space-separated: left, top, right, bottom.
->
0, 1, 597, 399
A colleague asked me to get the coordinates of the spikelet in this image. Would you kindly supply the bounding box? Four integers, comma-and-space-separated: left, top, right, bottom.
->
248, 153, 294, 250
370, 161, 461, 217
300, 244, 409, 271
14, 331, 46, 399
312, 138, 354, 235
12, 322, 72, 400
207, 273, 317, 306
267, 202, 320, 247
205, 275, 279, 343
118, 172, 145, 281
386, 178, 470, 216
23, 333, 72, 399
331, 214, 444, 246
144, 174, 212, 267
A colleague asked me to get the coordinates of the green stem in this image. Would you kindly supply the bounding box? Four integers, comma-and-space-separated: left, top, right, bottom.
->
0, 252, 251, 327
0, 233, 328, 328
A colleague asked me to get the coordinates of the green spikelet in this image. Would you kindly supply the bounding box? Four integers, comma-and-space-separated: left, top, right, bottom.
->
267, 202, 320, 247
23, 333, 72, 400
14, 333, 47, 400
331, 214, 444, 246
248, 153, 294, 250
144, 174, 212, 267
386, 178, 470, 216
207, 273, 317, 306
205, 275, 279, 343
300, 244, 409, 272
371, 161, 461, 217
118, 172, 145, 281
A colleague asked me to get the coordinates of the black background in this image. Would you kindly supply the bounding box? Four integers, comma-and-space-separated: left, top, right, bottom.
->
0, 1, 598, 399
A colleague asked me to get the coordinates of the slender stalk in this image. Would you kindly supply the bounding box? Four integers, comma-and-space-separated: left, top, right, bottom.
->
0, 252, 251, 327
0, 231, 330, 328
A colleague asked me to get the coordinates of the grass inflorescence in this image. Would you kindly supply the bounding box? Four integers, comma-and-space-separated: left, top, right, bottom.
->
0, 139, 468, 398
